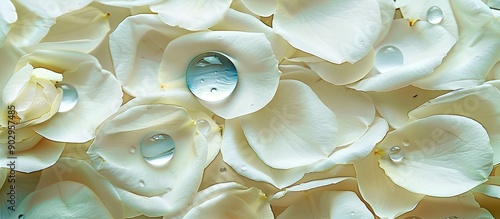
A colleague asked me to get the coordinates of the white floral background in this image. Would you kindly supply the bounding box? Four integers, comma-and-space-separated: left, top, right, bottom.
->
1, 0, 500, 218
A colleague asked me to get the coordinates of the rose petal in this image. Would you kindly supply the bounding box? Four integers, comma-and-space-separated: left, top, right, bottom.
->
273, 0, 382, 64
351, 19, 456, 91
15, 0, 92, 18
150, 0, 232, 31
0, 138, 65, 173
0, 0, 16, 46
109, 14, 193, 96
377, 115, 493, 197
158, 31, 280, 119
95, 0, 162, 8
354, 150, 425, 219
239, 80, 337, 169
277, 191, 373, 219
239, 0, 276, 17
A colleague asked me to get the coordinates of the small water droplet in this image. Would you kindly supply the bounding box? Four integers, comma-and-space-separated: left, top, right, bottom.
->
241, 165, 247, 171
375, 45, 404, 73
402, 140, 410, 147
196, 119, 211, 135
200, 79, 205, 83
219, 167, 227, 172
404, 217, 422, 219
427, 6, 443, 24
250, 104, 254, 108
186, 52, 238, 102
165, 187, 172, 193
446, 217, 461, 219
389, 146, 404, 162
56, 83, 78, 112
140, 132, 175, 166
139, 179, 145, 187
129, 146, 136, 154
18, 214, 24, 219
350, 211, 355, 216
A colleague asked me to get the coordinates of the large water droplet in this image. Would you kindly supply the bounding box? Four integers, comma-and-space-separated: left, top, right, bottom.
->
140, 132, 175, 166
196, 119, 210, 135
375, 45, 404, 73
389, 146, 404, 162
186, 51, 238, 102
56, 83, 78, 112
427, 6, 443, 24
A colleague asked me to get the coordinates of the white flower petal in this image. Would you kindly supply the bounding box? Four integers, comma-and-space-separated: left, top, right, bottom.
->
413, 22, 500, 90
172, 182, 273, 219
15, 0, 92, 19
158, 31, 280, 119
273, 0, 382, 64
87, 104, 207, 217
310, 80, 375, 146
277, 191, 373, 219
35, 157, 124, 218
239, 80, 337, 169
16, 181, 114, 218
351, 19, 456, 92
95, 0, 162, 8
374, 0, 396, 45
398, 192, 494, 219
306, 49, 375, 86
110, 14, 192, 96
0, 0, 16, 46
377, 115, 493, 197
367, 85, 447, 129
474, 184, 500, 199
408, 83, 500, 165
212, 9, 294, 60
21, 51, 122, 143
354, 150, 425, 219
221, 118, 310, 189
25, 6, 110, 53
311, 117, 388, 171
240, 0, 276, 17
150, 0, 232, 31
5, 4, 54, 48
395, 0, 459, 38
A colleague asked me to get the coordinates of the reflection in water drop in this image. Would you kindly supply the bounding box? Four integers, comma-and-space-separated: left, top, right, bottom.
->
186, 52, 238, 102
140, 133, 175, 166
196, 119, 210, 135
375, 45, 404, 73
56, 83, 78, 112
389, 146, 404, 162
427, 6, 443, 24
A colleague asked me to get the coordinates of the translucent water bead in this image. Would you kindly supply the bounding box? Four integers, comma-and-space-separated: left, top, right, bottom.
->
426, 6, 443, 24
389, 146, 404, 162
374, 45, 404, 73
56, 83, 78, 112
186, 51, 238, 102
140, 133, 175, 166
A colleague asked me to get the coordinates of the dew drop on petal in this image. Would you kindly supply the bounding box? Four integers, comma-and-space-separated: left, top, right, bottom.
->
402, 139, 410, 147
241, 165, 247, 171
350, 211, 355, 216
56, 83, 78, 112
404, 217, 423, 219
446, 217, 461, 219
139, 179, 145, 187
140, 132, 175, 166
375, 45, 404, 73
427, 6, 443, 24
129, 146, 136, 154
389, 146, 404, 162
196, 119, 210, 135
186, 51, 238, 102
219, 167, 227, 172
18, 214, 24, 219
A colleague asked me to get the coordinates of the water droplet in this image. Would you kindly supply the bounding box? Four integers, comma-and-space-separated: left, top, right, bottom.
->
140, 132, 175, 166
241, 165, 247, 171
196, 119, 210, 135
427, 6, 443, 24
404, 217, 422, 219
389, 146, 404, 162
129, 146, 136, 154
375, 45, 404, 73
186, 51, 238, 102
200, 79, 205, 83
250, 104, 254, 108
18, 214, 24, 219
350, 211, 355, 216
56, 83, 78, 112
446, 217, 461, 219
139, 179, 145, 187
165, 187, 172, 193
219, 167, 227, 172
402, 140, 410, 147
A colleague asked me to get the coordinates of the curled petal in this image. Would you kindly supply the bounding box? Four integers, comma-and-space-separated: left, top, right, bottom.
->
273, 0, 382, 64
150, 0, 232, 31
377, 115, 493, 197
0, 0, 16, 46
240, 0, 276, 17
159, 31, 280, 119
